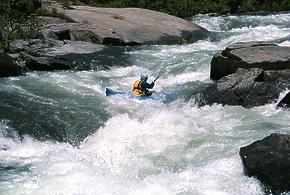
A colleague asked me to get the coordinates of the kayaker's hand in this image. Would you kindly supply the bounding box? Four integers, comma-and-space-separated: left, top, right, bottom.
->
151, 82, 155, 87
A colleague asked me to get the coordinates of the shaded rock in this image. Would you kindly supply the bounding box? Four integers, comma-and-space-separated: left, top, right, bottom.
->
277, 92, 290, 108
0, 53, 22, 78
22, 52, 71, 71
198, 68, 290, 108
41, 6, 208, 45
239, 133, 290, 193
23, 41, 129, 71
9, 39, 59, 54
210, 42, 290, 80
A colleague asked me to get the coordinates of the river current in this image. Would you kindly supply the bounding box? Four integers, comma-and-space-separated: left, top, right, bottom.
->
1, 13, 290, 195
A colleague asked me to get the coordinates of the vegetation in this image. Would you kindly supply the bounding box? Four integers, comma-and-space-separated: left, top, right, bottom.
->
56, 0, 290, 17
1, 0, 290, 51
0, 0, 43, 52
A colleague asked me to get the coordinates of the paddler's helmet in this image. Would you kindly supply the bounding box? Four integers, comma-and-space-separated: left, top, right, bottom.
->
140, 74, 148, 81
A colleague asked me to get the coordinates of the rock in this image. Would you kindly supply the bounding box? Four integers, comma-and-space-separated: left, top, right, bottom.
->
23, 41, 129, 71
9, 40, 30, 53
198, 68, 290, 108
210, 42, 290, 80
0, 53, 22, 77
22, 52, 70, 71
277, 92, 290, 108
40, 16, 69, 24
41, 6, 208, 45
239, 133, 290, 193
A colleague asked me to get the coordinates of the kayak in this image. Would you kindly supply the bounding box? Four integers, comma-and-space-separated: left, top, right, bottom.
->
105, 88, 126, 96
105, 88, 161, 101
105, 88, 178, 102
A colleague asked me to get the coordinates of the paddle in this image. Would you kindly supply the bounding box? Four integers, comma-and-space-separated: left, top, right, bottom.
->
153, 75, 160, 83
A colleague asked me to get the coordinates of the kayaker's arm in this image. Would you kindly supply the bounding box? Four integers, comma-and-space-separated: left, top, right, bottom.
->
141, 81, 155, 89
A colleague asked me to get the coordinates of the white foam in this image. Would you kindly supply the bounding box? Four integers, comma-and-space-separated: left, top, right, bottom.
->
1, 101, 269, 194
4, 13, 290, 195
278, 41, 290, 46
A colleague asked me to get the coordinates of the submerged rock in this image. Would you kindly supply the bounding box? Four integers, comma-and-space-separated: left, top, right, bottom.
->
239, 133, 290, 193
210, 42, 290, 80
0, 53, 22, 78
41, 5, 208, 45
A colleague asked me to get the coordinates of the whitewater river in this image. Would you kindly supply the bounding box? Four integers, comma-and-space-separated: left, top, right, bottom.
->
1, 13, 290, 195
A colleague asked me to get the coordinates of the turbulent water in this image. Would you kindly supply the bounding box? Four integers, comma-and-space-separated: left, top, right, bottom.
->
1, 12, 290, 195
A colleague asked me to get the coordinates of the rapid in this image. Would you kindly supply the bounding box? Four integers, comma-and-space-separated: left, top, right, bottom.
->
1, 12, 290, 195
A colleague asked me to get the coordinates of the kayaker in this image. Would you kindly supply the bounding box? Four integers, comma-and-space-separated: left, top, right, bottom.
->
133, 74, 155, 96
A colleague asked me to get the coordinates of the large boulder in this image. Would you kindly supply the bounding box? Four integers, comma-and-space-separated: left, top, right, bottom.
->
210, 42, 290, 80
41, 5, 208, 45
0, 53, 22, 77
239, 133, 290, 193
198, 68, 290, 108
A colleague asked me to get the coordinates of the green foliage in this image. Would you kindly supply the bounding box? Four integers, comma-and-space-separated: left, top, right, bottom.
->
65, 0, 290, 17
281, 0, 290, 10
238, 0, 256, 12
0, 0, 43, 52
0, 15, 43, 52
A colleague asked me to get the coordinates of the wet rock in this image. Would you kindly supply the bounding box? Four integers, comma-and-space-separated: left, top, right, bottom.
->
22, 52, 71, 71
0, 53, 22, 78
239, 133, 290, 193
277, 92, 290, 108
198, 68, 290, 108
22, 41, 129, 71
210, 42, 290, 80
41, 6, 208, 45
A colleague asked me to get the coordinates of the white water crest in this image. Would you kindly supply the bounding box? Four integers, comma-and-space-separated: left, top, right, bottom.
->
1, 12, 290, 195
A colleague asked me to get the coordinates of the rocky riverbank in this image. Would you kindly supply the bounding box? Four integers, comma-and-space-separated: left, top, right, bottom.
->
0, 0, 208, 78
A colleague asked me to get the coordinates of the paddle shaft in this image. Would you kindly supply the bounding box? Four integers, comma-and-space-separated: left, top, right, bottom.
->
153, 76, 160, 83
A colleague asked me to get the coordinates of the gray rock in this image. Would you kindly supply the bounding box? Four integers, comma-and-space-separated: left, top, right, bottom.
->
210, 42, 290, 80
22, 41, 129, 71
239, 133, 290, 193
22, 52, 70, 71
9, 40, 30, 53
0, 53, 22, 77
198, 68, 290, 108
41, 6, 208, 45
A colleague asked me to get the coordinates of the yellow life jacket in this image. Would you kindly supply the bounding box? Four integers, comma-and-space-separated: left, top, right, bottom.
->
133, 80, 146, 96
